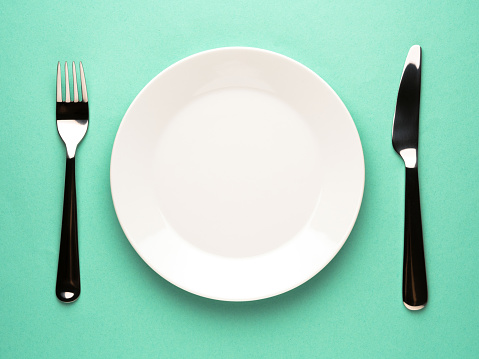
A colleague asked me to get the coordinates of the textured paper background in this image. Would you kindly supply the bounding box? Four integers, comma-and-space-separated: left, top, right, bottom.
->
1, 0, 478, 357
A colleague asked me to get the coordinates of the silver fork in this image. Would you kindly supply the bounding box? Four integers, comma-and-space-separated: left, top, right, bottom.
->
56, 61, 88, 303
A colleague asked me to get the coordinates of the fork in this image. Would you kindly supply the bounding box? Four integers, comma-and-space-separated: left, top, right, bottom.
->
56, 61, 88, 303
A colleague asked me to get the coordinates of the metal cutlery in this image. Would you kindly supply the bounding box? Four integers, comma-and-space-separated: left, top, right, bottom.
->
56, 62, 89, 303
392, 45, 427, 310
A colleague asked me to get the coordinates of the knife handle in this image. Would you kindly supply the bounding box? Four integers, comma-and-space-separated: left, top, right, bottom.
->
403, 166, 427, 310
56, 157, 81, 303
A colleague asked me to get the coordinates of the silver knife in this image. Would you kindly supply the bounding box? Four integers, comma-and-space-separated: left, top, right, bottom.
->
392, 45, 428, 310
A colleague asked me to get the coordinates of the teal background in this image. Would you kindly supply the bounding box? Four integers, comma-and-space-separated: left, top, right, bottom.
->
1, 0, 478, 357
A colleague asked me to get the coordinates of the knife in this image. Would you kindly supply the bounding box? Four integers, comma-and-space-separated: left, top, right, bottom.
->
392, 45, 428, 310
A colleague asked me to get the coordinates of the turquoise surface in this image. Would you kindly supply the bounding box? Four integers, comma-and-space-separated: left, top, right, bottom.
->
1, 1, 478, 357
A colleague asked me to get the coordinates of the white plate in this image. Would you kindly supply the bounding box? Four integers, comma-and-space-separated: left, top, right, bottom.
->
111, 47, 364, 301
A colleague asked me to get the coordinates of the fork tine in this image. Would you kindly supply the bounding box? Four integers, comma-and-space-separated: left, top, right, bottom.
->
57, 62, 62, 102
64, 62, 70, 103
79, 62, 88, 102
72, 61, 79, 102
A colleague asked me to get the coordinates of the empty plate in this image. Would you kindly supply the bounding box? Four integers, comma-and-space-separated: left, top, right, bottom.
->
110, 47, 364, 301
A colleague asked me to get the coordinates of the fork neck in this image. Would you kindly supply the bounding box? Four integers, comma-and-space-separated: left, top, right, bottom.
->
57, 119, 88, 159
66, 146, 78, 159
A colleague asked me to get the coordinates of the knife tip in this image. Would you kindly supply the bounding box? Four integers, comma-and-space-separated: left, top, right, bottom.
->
406, 45, 421, 69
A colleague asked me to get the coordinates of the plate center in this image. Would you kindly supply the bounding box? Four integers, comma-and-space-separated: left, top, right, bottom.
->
154, 87, 323, 257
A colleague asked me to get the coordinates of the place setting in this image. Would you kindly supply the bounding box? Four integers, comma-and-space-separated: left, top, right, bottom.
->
55, 46, 426, 309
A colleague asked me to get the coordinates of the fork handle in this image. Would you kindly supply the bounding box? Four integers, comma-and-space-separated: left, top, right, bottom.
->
403, 166, 427, 309
56, 157, 80, 303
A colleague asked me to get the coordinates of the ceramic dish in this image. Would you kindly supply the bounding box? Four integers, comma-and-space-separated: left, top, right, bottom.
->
110, 47, 364, 301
